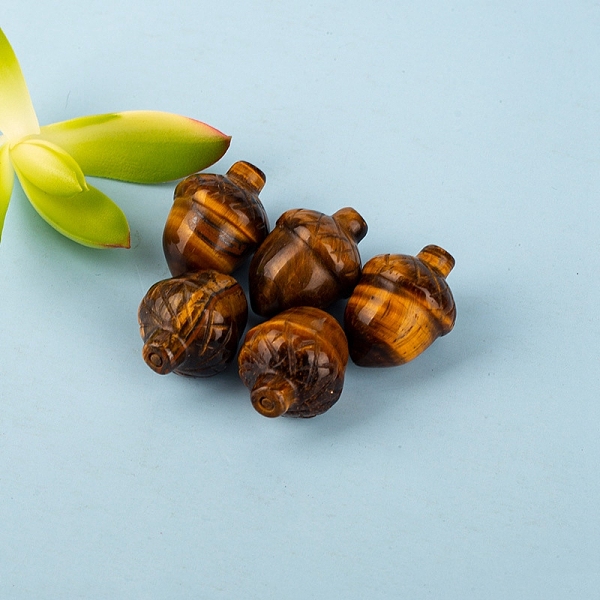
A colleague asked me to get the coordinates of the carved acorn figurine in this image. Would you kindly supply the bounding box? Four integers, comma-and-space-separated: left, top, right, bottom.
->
238, 307, 349, 418
163, 161, 269, 276
344, 245, 456, 367
249, 207, 368, 318
138, 270, 248, 377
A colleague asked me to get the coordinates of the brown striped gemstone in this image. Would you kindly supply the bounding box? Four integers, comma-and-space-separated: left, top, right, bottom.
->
344, 245, 456, 367
163, 161, 269, 276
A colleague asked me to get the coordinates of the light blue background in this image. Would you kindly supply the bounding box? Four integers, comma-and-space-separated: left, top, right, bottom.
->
1, 1, 599, 598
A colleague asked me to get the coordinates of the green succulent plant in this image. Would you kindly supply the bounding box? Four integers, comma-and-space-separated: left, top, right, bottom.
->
0, 28, 230, 248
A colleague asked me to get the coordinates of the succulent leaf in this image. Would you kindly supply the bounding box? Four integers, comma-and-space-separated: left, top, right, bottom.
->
0, 28, 40, 140
0, 28, 230, 251
10, 139, 88, 196
0, 142, 15, 239
39, 111, 231, 183
13, 168, 130, 248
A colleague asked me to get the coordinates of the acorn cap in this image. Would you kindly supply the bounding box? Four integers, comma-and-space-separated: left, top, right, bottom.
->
275, 207, 366, 292
174, 164, 269, 246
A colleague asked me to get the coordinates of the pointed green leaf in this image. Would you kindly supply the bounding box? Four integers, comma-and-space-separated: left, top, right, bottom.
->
10, 139, 88, 196
13, 166, 130, 248
0, 28, 40, 140
39, 111, 231, 183
0, 142, 15, 240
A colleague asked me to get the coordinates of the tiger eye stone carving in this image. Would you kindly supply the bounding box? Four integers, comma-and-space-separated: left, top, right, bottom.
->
138, 270, 248, 377
238, 307, 349, 418
344, 245, 456, 367
248, 207, 367, 318
163, 161, 269, 276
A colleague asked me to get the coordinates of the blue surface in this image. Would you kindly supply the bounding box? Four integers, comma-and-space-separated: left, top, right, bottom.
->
1, 2, 599, 598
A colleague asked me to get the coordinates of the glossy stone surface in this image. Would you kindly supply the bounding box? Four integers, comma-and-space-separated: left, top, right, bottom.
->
344, 245, 456, 367
163, 161, 269, 276
238, 306, 349, 418
138, 270, 248, 377
249, 207, 367, 318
